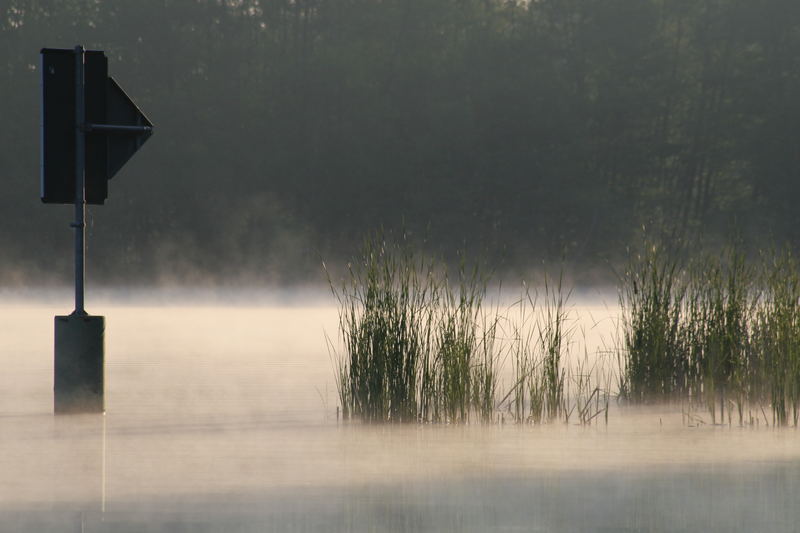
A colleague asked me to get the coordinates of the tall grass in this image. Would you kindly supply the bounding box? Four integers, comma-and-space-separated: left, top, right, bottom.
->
328, 237, 433, 422
539, 275, 569, 421
499, 276, 611, 426
685, 249, 754, 424
752, 251, 800, 426
619, 242, 687, 402
504, 285, 561, 424
327, 236, 498, 423
328, 236, 611, 426
619, 242, 800, 426
329, 234, 800, 427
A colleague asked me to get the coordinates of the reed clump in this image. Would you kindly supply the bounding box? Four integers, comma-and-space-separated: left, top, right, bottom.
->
619, 243, 687, 402
328, 237, 611, 426
619, 243, 800, 426
752, 251, 800, 426
500, 278, 611, 426
327, 236, 498, 423
503, 280, 568, 424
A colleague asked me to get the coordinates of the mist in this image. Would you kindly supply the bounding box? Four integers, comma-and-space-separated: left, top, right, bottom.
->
3, 296, 800, 531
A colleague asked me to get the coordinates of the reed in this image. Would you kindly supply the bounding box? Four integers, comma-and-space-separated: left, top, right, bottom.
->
569, 347, 613, 426
328, 236, 432, 422
505, 286, 540, 423
685, 249, 754, 424
619, 242, 688, 402
329, 236, 599, 426
328, 235, 500, 424
538, 274, 569, 420
330, 234, 800, 427
499, 276, 611, 426
619, 242, 800, 426
752, 250, 800, 426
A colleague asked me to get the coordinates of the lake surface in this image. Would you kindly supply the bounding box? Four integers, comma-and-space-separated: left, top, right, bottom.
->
0, 289, 798, 532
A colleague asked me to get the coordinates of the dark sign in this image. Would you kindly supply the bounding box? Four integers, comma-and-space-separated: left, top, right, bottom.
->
40, 48, 152, 205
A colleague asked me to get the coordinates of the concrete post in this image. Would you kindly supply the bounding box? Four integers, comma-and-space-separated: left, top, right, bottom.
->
54, 315, 105, 413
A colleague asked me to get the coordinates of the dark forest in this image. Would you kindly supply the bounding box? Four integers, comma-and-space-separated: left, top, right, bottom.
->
2, 0, 799, 285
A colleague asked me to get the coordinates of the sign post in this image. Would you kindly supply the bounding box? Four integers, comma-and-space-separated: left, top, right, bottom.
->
41, 45, 153, 413
74, 45, 86, 315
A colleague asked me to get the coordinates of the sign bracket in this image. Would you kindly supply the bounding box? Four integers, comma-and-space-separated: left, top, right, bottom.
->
86, 124, 153, 133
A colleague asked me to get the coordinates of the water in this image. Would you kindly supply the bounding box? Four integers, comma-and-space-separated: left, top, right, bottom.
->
1, 290, 798, 532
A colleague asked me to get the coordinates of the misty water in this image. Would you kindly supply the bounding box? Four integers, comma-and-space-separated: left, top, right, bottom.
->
1, 290, 799, 532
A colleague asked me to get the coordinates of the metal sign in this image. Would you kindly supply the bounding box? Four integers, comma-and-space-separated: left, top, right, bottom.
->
41, 47, 152, 205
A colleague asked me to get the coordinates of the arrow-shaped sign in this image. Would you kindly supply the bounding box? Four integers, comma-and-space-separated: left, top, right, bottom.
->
41, 48, 153, 205
95, 77, 154, 182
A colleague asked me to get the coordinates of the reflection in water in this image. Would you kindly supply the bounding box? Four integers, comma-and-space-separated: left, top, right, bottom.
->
0, 294, 798, 532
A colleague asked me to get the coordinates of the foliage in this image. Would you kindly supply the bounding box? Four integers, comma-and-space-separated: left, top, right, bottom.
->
2, 0, 800, 282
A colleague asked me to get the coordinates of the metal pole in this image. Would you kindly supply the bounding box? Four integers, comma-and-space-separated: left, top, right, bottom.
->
73, 45, 86, 316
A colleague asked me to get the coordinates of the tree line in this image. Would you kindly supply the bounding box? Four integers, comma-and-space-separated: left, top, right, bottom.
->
2, 0, 798, 285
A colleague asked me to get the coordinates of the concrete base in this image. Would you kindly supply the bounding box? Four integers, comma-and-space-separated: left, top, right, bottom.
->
54, 314, 105, 414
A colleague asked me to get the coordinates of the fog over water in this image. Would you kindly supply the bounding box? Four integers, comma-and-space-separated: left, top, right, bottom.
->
1, 290, 799, 532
